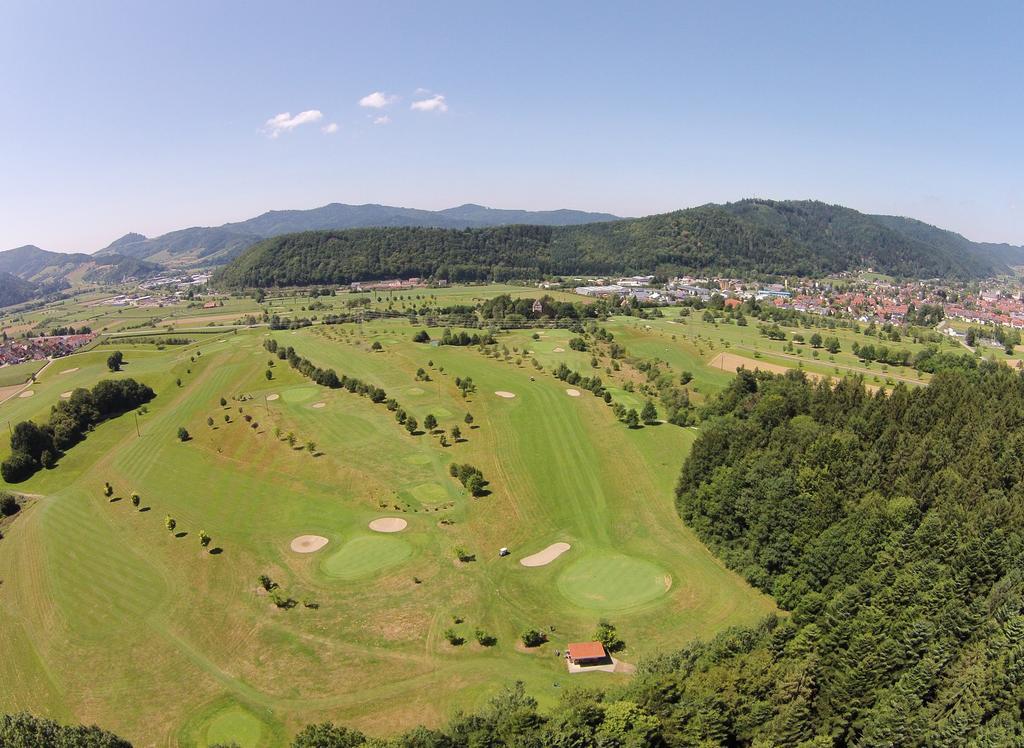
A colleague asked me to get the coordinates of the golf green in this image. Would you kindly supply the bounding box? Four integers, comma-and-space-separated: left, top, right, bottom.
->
321, 535, 413, 580
557, 552, 670, 610
204, 706, 264, 747
281, 386, 319, 403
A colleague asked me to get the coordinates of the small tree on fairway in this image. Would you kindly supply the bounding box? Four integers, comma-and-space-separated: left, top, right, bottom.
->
104, 482, 113, 497
265, 369, 273, 380
274, 427, 281, 439
106, 351, 123, 372
521, 629, 546, 647
624, 409, 640, 429
424, 414, 437, 432
466, 473, 486, 497
306, 441, 316, 454
165, 515, 176, 532
594, 619, 625, 652
405, 417, 418, 435
464, 412, 474, 426
286, 432, 296, 447
199, 530, 211, 548
224, 414, 230, 423
451, 425, 461, 441
130, 493, 140, 508
206, 416, 214, 427
177, 427, 190, 442
641, 400, 658, 424
371, 341, 382, 351
219, 397, 227, 407
176, 378, 182, 387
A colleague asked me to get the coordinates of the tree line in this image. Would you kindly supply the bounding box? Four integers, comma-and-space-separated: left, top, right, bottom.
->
2, 379, 154, 482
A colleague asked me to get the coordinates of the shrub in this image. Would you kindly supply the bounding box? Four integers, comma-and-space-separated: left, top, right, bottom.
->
177, 427, 190, 442
0, 493, 19, 516
521, 629, 547, 647
1, 451, 36, 483
444, 628, 464, 646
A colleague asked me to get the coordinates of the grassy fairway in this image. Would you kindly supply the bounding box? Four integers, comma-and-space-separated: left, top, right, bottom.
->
0, 294, 778, 746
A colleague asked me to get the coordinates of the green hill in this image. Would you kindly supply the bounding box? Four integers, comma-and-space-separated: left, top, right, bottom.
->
94, 203, 621, 267
214, 199, 1006, 288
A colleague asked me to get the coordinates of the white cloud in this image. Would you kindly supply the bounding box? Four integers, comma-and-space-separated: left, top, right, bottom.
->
359, 91, 397, 108
263, 110, 323, 138
322, 122, 339, 134
373, 115, 391, 125
410, 94, 448, 113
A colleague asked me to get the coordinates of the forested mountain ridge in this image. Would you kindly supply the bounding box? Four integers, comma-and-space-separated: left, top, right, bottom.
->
93, 203, 621, 267
214, 199, 1008, 287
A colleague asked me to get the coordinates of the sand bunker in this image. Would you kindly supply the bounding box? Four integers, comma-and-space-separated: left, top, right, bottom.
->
494, 391, 516, 399
520, 542, 571, 567
312, 402, 326, 409
290, 535, 329, 553
566, 388, 581, 397
266, 394, 280, 401
18, 390, 34, 398
60, 391, 73, 399
553, 347, 565, 352
59, 367, 79, 375
369, 517, 408, 533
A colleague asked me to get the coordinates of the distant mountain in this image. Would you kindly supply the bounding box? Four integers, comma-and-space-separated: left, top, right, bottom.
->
872, 214, 1024, 269
214, 199, 1008, 288
93, 203, 623, 267
0, 245, 93, 279
0, 271, 40, 307
97, 227, 261, 267
0, 245, 164, 306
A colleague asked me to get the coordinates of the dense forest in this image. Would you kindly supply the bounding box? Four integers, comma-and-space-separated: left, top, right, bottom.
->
214, 200, 1006, 288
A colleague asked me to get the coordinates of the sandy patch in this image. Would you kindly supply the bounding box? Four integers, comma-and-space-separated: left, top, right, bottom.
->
18, 390, 35, 398
60, 391, 73, 399
266, 394, 280, 401
369, 517, 408, 533
494, 391, 516, 399
565, 388, 581, 397
290, 535, 328, 553
553, 347, 565, 352
520, 542, 571, 567
708, 352, 792, 376
311, 402, 326, 409
59, 367, 80, 375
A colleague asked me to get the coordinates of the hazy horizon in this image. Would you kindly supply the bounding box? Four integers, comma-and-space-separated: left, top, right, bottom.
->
3, 1, 1022, 252
8, 196, 1024, 257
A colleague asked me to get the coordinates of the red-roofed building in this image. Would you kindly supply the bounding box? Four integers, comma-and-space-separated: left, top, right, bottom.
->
566, 641, 608, 665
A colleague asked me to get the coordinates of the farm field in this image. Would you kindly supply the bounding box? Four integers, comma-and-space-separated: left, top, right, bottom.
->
0, 301, 776, 747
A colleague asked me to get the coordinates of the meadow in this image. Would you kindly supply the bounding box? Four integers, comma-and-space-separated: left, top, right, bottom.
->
0, 283, 984, 746
0, 289, 779, 747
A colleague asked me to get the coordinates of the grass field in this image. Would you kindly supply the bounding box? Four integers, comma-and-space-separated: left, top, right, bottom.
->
0, 296, 779, 747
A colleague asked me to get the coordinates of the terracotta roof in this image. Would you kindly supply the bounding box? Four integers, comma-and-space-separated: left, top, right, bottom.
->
567, 641, 607, 661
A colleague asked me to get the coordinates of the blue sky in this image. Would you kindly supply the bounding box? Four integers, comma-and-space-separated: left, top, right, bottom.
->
2, 0, 1022, 251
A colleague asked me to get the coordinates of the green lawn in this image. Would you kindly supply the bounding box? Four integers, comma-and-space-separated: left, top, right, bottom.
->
0, 293, 778, 746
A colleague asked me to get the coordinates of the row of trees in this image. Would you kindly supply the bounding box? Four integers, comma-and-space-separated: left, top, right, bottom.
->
1, 379, 154, 482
